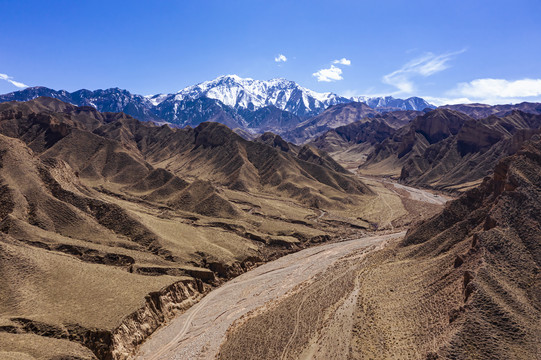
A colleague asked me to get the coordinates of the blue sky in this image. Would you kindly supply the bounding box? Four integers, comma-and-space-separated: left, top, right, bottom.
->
1, 0, 540, 105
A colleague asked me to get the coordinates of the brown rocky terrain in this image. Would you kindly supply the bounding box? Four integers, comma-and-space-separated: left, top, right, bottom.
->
310, 119, 397, 171
359, 109, 471, 177
311, 119, 396, 154
360, 108, 541, 191
205, 136, 541, 360
292, 107, 419, 171
2, 96, 540, 360
284, 103, 424, 145
0, 98, 384, 359
236, 106, 303, 134
399, 111, 541, 191
349, 135, 541, 359
283, 102, 379, 144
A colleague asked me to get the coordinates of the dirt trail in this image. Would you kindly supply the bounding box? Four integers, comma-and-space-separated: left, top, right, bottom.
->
390, 182, 449, 205
135, 232, 404, 360
135, 180, 447, 360
359, 176, 450, 206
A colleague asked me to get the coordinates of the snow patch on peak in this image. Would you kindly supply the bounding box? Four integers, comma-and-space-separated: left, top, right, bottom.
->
350, 95, 434, 111
146, 93, 169, 106
172, 74, 350, 116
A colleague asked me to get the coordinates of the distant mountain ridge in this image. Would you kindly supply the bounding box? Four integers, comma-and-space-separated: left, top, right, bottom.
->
149, 75, 435, 116
442, 102, 541, 119
0, 75, 435, 137
352, 95, 433, 112
154, 75, 350, 117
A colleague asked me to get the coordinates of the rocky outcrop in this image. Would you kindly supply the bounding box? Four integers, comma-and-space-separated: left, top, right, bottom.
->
362, 108, 541, 191
112, 279, 206, 360
1, 279, 206, 360
348, 136, 541, 359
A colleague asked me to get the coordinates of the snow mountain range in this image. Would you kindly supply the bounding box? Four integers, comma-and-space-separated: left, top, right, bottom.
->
0, 75, 435, 142
149, 75, 351, 117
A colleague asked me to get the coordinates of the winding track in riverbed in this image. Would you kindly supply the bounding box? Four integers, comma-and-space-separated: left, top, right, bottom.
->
136, 181, 446, 360
136, 231, 404, 360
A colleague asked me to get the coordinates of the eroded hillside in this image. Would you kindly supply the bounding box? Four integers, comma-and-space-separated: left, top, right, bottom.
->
0, 98, 394, 359
351, 136, 541, 359
357, 108, 541, 191
214, 136, 541, 360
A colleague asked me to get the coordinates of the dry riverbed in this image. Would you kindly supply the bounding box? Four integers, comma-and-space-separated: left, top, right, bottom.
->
136, 231, 404, 360
135, 180, 447, 359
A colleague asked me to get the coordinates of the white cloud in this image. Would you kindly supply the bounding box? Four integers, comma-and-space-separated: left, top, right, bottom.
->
312, 65, 343, 82
333, 58, 351, 66
451, 78, 541, 99
0, 73, 28, 88
383, 50, 464, 94
274, 54, 287, 63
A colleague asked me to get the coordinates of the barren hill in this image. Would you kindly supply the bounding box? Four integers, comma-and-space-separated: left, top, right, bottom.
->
0, 97, 380, 359
360, 108, 541, 191
210, 136, 541, 360
306, 109, 422, 169
349, 136, 541, 359
359, 108, 471, 176
283, 102, 379, 144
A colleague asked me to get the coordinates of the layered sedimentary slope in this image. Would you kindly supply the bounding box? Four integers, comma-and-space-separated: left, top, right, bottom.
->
309, 119, 398, 170
360, 108, 471, 177
350, 137, 541, 359
305, 110, 422, 170
360, 108, 541, 191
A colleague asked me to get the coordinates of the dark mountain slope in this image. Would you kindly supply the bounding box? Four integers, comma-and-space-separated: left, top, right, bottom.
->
254, 132, 299, 153
283, 102, 379, 143
442, 102, 541, 119
236, 106, 303, 133
357, 108, 541, 190
372, 109, 424, 129
306, 110, 423, 170
398, 111, 541, 191
311, 119, 396, 154
350, 137, 541, 359
360, 108, 472, 177
253, 132, 348, 174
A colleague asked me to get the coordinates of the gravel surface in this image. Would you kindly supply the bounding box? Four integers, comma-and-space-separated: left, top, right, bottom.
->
136, 232, 405, 360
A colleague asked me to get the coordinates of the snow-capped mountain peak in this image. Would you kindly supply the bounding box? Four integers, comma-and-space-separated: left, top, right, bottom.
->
167, 75, 434, 116
351, 95, 433, 111
171, 75, 349, 116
